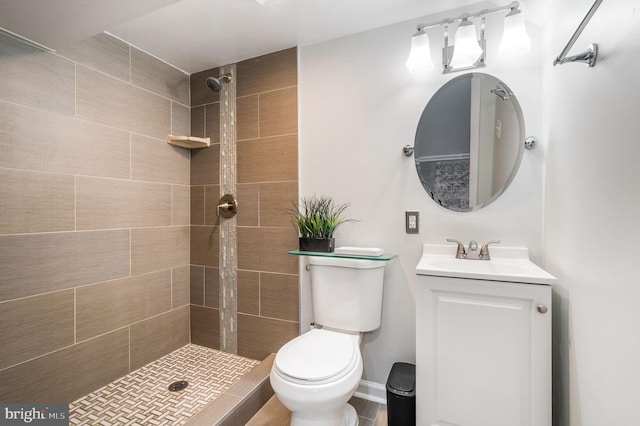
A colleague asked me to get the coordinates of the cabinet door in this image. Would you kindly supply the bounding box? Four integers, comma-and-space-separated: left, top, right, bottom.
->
416, 276, 551, 426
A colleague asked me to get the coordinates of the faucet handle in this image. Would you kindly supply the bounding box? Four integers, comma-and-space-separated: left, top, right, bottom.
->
479, 240, 501, 259
446, 238, 466, 258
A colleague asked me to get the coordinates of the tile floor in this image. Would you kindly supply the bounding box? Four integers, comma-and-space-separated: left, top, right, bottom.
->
69, 344, 259, 425
246, 394, 388, 426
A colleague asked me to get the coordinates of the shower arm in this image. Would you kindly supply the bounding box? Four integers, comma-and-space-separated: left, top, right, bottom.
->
553, 0, 603, 67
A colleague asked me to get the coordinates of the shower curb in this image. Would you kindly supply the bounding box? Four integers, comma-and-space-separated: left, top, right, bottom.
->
184, 353, 275, 426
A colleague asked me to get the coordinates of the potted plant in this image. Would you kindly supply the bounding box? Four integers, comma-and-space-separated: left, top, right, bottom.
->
289, 195, 355, 252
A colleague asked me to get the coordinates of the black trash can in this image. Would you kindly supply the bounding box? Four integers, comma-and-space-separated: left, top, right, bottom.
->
386, 362, 416, 426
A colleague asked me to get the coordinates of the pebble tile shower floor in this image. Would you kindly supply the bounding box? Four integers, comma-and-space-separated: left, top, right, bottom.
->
70, 344, 259, 425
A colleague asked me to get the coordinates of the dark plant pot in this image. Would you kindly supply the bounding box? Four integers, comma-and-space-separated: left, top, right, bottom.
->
299, 237, 335, 253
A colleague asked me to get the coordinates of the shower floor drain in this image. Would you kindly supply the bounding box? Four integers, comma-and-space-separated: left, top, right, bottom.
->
168, 380, 189, 392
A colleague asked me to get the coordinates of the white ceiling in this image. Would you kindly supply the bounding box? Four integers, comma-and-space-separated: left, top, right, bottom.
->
108, 0, 485, 73
0, 0, 182, 50
0, 0, 549, 74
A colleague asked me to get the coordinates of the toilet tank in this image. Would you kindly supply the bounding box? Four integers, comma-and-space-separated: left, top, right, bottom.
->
308, 256, 386, 332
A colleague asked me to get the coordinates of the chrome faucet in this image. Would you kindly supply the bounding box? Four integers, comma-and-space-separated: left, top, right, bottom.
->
446, 239, 468, 258
446, 239, 501, 260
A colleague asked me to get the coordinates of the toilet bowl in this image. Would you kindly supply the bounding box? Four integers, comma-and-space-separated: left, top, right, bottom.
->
270, 328, 363, 426
270, 255, 387, 425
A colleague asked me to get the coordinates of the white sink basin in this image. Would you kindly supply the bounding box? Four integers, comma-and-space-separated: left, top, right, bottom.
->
416, 244, 556, 285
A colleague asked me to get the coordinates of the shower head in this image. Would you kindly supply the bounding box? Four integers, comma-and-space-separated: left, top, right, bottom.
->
205, 73, 232, 92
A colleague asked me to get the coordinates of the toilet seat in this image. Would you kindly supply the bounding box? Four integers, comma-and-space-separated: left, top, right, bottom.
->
274, 329, 359, 385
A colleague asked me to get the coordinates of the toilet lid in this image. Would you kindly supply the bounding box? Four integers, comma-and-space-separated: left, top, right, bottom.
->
275, 329, 357, 382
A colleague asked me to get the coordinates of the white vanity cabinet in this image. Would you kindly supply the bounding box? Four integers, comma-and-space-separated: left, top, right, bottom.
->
415, 244, 555, 426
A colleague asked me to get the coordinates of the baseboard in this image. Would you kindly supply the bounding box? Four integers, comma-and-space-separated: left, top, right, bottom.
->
354, 380, 387, 405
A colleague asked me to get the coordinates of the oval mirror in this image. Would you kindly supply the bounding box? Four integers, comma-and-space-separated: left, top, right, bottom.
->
414, 73, 525, 212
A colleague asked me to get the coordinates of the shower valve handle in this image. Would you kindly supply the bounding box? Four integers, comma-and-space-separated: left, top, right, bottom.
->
217, 194, 237, 218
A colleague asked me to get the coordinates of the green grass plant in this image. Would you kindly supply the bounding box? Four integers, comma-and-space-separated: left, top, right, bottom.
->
289, 195, 355, 239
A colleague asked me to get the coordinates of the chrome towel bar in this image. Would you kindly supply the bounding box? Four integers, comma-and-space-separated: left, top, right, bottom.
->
553, 0, 603, 67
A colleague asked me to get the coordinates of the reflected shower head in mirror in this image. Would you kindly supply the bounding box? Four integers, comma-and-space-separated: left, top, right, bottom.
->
205, 73, 232, 92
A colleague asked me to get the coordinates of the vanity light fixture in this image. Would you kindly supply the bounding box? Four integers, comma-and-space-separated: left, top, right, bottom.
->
449, 18, 484, 69
406, 1, 530, 74
405, 28, 434, 73
498, 7, 531, 58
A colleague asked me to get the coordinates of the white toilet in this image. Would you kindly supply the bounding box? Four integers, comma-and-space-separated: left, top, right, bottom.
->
270, 255, 386, 426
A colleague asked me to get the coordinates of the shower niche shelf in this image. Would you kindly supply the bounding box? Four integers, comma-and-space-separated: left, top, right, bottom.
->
167, 134, 211, 149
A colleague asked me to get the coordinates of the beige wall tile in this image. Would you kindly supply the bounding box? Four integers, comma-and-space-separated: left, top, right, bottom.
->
55, 33, 130, 81
190, 225, 219, 267
131, 134, 191, 185
237, 95, 259, 141
204, 266, 219, 308
172, 266, 191, 308
0, 101, 130, 179
204, 102, 220, 142
0, 28, 197, 403
260, 181, 298, 228
190, 266, 205, 306
259, 87, 298, 137
191, 68, 220, 107
131, 134, 190, 185
219, 382, 275, 426
260, 273, 299, 322
131, 47, 190, 105
237, 135, 298, 183
185, 393, 241, 426
238, 270, 259, 315
191, 186, 205, 225
237, 227, 298, 274
76, 177, 171, 230
172, 185, 191, 226
190, 305, 220, 349
191, 144, 220, 185
226, 353, 274, 397
172, 101, 191, 136
0, 168, 75, 234
191, 69, 219, 106
191, 105, 205, 138
237, 48, 297, 98
77, 65, 171, 139
237, 184, 259, 227
131, 226, 190, 275
244, 393, 291, 426
130, 306, 190, 370
237, 314, 298, 360
0, 230, 130, 302
204, 185, 222, 226
76, 270, 172, 342
0, 290, 74, 371
0, 33, 75, 116
0, 328, 129, 403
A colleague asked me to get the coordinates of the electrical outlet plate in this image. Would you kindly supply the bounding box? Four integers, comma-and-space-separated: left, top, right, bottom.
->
406, 211, 419, 234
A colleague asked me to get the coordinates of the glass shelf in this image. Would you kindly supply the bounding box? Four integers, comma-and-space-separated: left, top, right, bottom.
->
288, 250, 396, 261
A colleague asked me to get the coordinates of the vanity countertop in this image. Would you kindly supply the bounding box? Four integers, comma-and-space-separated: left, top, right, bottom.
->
416, 244, 556, 285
